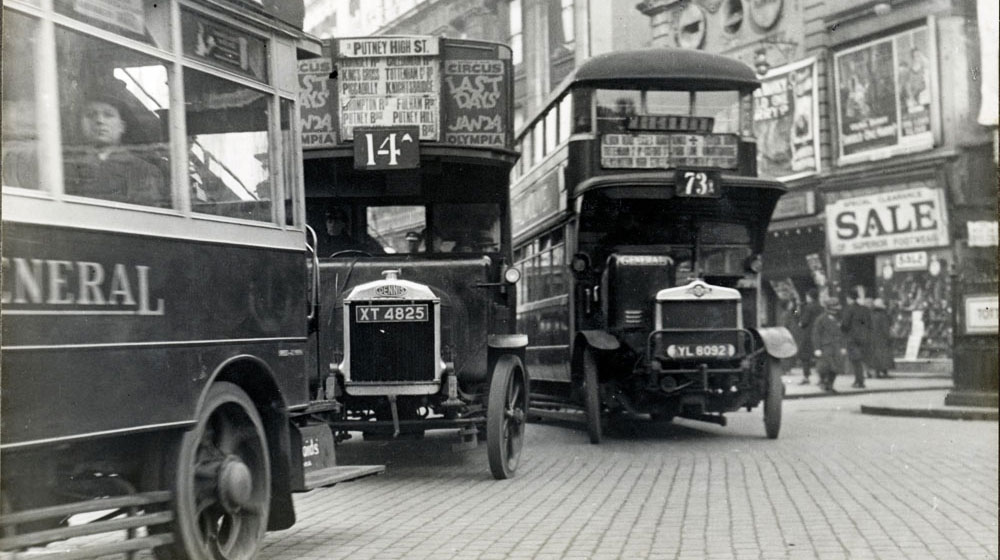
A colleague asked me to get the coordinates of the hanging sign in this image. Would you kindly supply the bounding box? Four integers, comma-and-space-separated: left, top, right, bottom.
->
965, 295, 999, 334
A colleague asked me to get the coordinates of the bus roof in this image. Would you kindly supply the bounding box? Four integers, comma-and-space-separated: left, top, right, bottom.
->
569, 48, 759, 91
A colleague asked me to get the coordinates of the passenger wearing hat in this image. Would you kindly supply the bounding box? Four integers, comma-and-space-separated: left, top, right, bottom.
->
64, 88, 168, 207
810, 295, 848, 392
405, 230, 423, 253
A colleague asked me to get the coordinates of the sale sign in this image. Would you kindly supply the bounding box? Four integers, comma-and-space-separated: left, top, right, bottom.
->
825, 186, 949, 256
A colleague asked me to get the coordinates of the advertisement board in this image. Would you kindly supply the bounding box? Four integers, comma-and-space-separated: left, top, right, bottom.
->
753, 57, 820, 181
442, 59, 508, 148
298, 37, 512, 152
833, 26, 936, 163
298, 58, 336, 148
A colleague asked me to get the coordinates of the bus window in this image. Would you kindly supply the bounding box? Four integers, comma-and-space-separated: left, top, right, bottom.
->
280, 98, 297, 225
596, 90, 639, 131
368, 205, 426, 253
54, 0, 170, 49
695, 91, 741, 133
57, 26, 171, 208
185, 69, 272, 222
435, 203, 500, 253
2, 10, 40, 190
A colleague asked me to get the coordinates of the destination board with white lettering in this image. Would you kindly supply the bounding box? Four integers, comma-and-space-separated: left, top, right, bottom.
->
600, 133, 739, 169
336, 37, 441, 141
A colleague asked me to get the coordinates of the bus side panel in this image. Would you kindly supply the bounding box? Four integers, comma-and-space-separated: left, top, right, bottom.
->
1, 222, 309, 447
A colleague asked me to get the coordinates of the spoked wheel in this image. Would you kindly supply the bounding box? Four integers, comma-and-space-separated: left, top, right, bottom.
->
158, 382, 271, 560
581, 348, 602, 444
764, 357, 784, 439
487, 356, 527, 480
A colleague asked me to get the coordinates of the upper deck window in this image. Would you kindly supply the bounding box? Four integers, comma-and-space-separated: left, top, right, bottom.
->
57, 25, 172, 208
2, 10, 41, 190
2, 2, 297, 226
55, 0, 170, 49
181, 10, 269, 84
596, 89, 741, 134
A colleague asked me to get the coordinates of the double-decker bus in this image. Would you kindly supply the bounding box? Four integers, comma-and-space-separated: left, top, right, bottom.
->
1, 2, 381, 558
298, 36, 528, 480
510, 48, 797, 444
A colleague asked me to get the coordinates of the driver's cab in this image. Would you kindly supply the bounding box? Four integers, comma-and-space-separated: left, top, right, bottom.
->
576, 191, 758, 285
309, 200, 502, 258
573, 187, 763, 338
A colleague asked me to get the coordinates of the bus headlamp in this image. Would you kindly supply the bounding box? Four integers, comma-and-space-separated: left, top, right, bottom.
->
571, 253, 590, 273
746, 254, 763, 274
503, 266, 522, 284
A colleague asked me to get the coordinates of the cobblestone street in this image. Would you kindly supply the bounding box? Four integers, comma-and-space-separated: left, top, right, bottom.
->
262, 389, 999, 560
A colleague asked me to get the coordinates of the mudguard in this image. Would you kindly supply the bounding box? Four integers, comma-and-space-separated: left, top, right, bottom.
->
576, 330, 620, 351
756, 326, 798, 359
488, 334, 529, 350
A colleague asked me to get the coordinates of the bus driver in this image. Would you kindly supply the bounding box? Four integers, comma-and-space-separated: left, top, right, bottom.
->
63, 90, 168, 208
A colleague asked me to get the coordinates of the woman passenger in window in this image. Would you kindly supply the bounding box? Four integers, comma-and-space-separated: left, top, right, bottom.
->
63, 89, 169, 207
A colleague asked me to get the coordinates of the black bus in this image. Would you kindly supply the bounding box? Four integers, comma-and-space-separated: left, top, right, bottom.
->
509, 48, 797, 443
1, 2, 381, 558
298, 36, 528, 479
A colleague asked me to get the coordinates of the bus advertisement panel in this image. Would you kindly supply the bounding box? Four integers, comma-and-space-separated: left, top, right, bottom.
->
299, 37, 512, 153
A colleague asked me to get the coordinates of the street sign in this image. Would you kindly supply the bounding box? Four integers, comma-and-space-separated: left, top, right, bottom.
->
353, 127, 420, 170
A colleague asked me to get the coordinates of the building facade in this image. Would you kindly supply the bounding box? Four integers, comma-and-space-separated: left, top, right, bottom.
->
638, 0, 997, 377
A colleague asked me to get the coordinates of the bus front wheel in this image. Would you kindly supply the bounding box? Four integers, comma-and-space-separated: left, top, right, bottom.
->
581, 348, 602, 444
487, 356, 526, 480
158, 382, 271, 560
763, 358, 783, 439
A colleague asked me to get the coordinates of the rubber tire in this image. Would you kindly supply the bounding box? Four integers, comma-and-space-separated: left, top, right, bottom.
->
486, 356, 527, 480
764, 357, 784, 439
157, 382, 271, 560
582, 348, 603, 444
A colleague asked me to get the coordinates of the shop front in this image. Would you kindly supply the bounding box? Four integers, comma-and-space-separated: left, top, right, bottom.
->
824, 181, 953, 363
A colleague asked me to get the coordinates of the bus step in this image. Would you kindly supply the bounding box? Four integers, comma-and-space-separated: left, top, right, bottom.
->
528, 407, 584, 424
530, 398, 574, 410
301, 465, 385, 491
0, 491, 174, 558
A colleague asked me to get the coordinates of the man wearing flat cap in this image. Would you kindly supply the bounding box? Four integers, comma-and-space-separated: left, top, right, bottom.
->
811, 295, 848, 392
64, 88, 168, 208
316, 207, 383, 256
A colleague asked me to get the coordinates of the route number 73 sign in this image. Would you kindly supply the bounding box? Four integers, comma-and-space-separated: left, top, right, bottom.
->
353, 126, 420, 170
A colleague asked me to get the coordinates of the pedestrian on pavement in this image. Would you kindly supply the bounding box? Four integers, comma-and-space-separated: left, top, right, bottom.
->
812, 296, 848, 392
841, 285, 872, 388
869, 297, 895, 378
797, 288, 823, 385
781, 297, 802, 376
